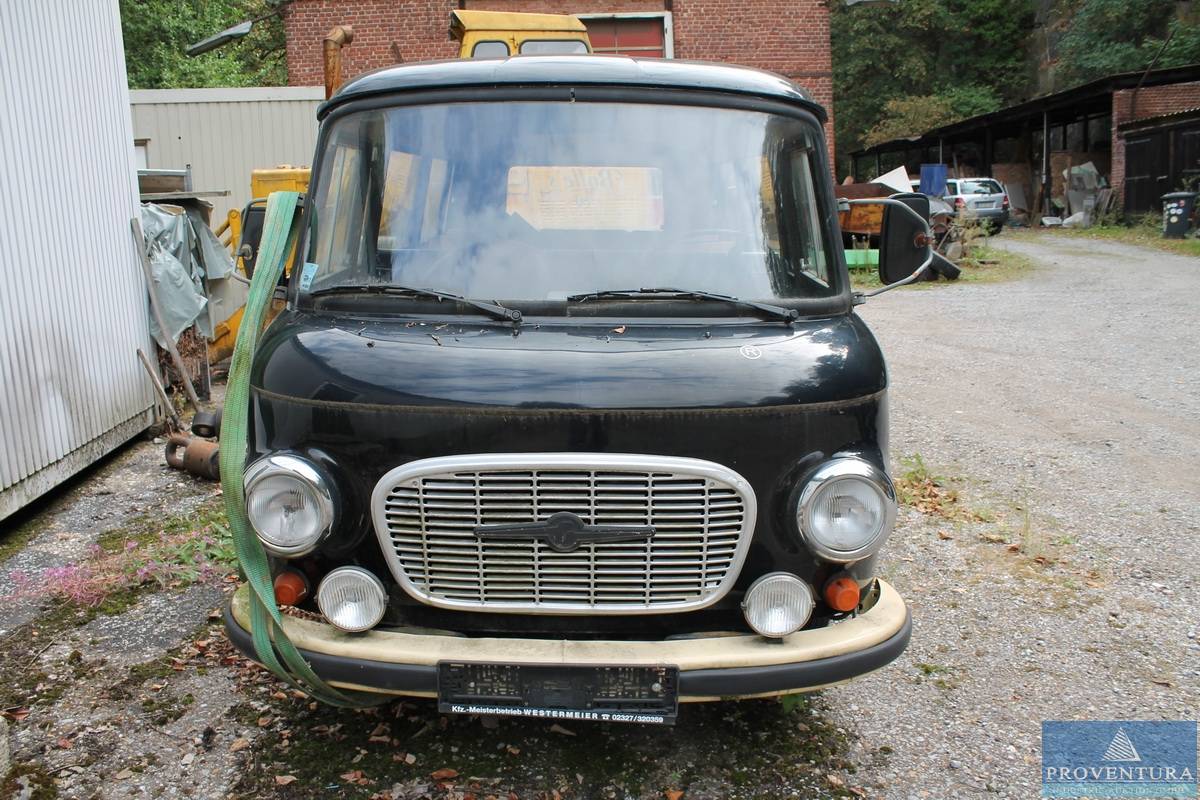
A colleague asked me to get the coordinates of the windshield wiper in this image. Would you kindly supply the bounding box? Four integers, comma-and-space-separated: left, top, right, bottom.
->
566, 287, 799, 322
309, 284, 522, 323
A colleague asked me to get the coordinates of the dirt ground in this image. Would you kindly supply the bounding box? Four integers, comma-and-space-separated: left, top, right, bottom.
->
1, 231, 1196, 799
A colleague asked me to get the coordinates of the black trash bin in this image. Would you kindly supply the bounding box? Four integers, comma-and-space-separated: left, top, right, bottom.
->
1162, 191, 1197, 238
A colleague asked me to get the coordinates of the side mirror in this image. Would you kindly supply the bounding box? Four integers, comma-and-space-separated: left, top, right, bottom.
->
878, 192, 933, 285
235, 195, 304, 283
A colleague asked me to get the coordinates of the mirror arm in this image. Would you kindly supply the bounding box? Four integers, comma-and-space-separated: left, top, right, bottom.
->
860, 253, 933, 298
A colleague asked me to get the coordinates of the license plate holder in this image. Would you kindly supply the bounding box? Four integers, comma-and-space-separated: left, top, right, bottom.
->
437, 662, 679, 725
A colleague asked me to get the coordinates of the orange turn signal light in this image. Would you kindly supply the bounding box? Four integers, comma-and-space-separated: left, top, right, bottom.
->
823, 575, 861, 612
273, 569, 310, 606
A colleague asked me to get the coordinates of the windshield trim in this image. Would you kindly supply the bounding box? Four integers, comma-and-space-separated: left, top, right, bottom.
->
291, 87, 852, 320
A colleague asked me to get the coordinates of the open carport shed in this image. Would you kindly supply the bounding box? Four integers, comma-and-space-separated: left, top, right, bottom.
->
849, 64, 1200, 218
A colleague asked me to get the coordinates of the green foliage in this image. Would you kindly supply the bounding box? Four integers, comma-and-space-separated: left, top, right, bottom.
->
120, 0, 286, 88
831, 0, 1035, 175
1056, 0, 1200, 85
864, 85, 1002, 147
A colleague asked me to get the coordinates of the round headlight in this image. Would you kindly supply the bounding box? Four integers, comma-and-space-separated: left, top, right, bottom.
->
317, 567, 387, 632
742, 572, 814, 638
244, 455, 334, 557
797, 458, 896, 563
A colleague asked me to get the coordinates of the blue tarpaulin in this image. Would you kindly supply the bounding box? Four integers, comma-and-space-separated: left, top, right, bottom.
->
918, 164, 948, 197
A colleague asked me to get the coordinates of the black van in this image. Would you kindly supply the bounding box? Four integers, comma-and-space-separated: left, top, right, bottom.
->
226, 55, 925, 724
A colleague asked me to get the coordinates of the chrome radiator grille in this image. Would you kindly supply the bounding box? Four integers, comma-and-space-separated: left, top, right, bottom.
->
371, 454, 756, 614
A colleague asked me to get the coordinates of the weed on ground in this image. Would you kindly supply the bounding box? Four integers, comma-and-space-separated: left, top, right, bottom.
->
849, 232, 1034, 292
4, 496, 233, 611
1031, 214, 1200, 258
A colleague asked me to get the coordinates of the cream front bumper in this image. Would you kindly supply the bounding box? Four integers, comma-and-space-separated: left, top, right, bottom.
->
225, 579, 910, 700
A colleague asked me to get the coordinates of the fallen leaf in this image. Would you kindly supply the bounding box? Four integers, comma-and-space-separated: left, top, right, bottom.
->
506, 745, 521, 756
937, 530, 953, 540
340, 770, 364, 782
665, 790, 684, 800
271, 691, 288, 701
257, 716, 272, 727
275, 775, 298, 785
1, 707, 30, 722
431, 768, 459, 780
230, 737, 251, 752
611, 325, 626, 334
1007, 543, 1021, 553
549, 723, 576, 736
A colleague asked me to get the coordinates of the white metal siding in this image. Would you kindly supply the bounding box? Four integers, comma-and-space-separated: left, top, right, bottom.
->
0, 0, 155, 521
130, 87, 324, 222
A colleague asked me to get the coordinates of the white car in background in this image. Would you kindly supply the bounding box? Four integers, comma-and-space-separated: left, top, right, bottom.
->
912, 178, 1010, 232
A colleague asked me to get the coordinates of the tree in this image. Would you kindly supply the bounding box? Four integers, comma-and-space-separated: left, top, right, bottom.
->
831, 0, 1034, 176
863, 85, 1002, 147
1056, 0, 1200, 85
120, 0, 286, 88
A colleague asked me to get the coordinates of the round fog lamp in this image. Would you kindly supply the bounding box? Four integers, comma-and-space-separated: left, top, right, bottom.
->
316, 567, 387, 632
741, 572, 814, 638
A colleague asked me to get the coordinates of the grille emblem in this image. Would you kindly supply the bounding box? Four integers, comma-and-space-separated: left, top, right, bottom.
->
475, 512, 655, 553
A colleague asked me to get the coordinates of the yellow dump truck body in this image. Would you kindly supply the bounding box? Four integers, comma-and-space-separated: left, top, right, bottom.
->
450, 10, 591, 57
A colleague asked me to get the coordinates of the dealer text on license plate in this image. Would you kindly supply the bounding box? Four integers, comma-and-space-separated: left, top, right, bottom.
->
437, 662, 679, 725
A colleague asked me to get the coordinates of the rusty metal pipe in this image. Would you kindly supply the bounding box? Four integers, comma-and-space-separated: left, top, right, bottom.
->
165, 434, 221, 481
323, 25, 354, 99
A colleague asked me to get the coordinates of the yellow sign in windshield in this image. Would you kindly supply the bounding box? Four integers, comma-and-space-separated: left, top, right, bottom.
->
506, 166, 663, 231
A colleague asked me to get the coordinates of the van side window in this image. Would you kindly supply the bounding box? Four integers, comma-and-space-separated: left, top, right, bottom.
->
786, 149, 829, 286
472, 41, 509, 58
310, 138, 367, 285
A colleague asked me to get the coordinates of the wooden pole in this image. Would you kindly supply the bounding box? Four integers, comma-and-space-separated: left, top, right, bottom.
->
136, 347, 183, 430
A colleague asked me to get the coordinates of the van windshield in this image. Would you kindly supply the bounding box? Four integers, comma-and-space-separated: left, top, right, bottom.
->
301, 101, 836, 310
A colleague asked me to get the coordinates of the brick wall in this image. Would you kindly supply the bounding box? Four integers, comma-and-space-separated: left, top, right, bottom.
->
1110, 80, 1200, 200
283, 0, 835, 160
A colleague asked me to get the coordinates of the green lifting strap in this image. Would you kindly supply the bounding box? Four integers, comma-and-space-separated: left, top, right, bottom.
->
219, 191, 378, 708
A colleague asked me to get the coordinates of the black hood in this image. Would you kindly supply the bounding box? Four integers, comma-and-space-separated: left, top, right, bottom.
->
252, 311, 885, 410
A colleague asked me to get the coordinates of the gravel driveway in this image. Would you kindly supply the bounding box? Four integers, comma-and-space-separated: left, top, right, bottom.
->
835, 232, 1200, 797
1, 232, 1195, 799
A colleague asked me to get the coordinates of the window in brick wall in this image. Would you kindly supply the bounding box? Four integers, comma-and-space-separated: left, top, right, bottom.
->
581, 15, 668, 58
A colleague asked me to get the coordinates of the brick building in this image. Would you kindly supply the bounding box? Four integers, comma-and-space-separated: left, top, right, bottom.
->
281, 0, 836, 161
848, 64, 1200, 216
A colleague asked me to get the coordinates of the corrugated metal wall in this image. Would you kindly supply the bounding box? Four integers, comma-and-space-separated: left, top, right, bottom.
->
130, 87, 324, 222
0, 0, 156, 522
